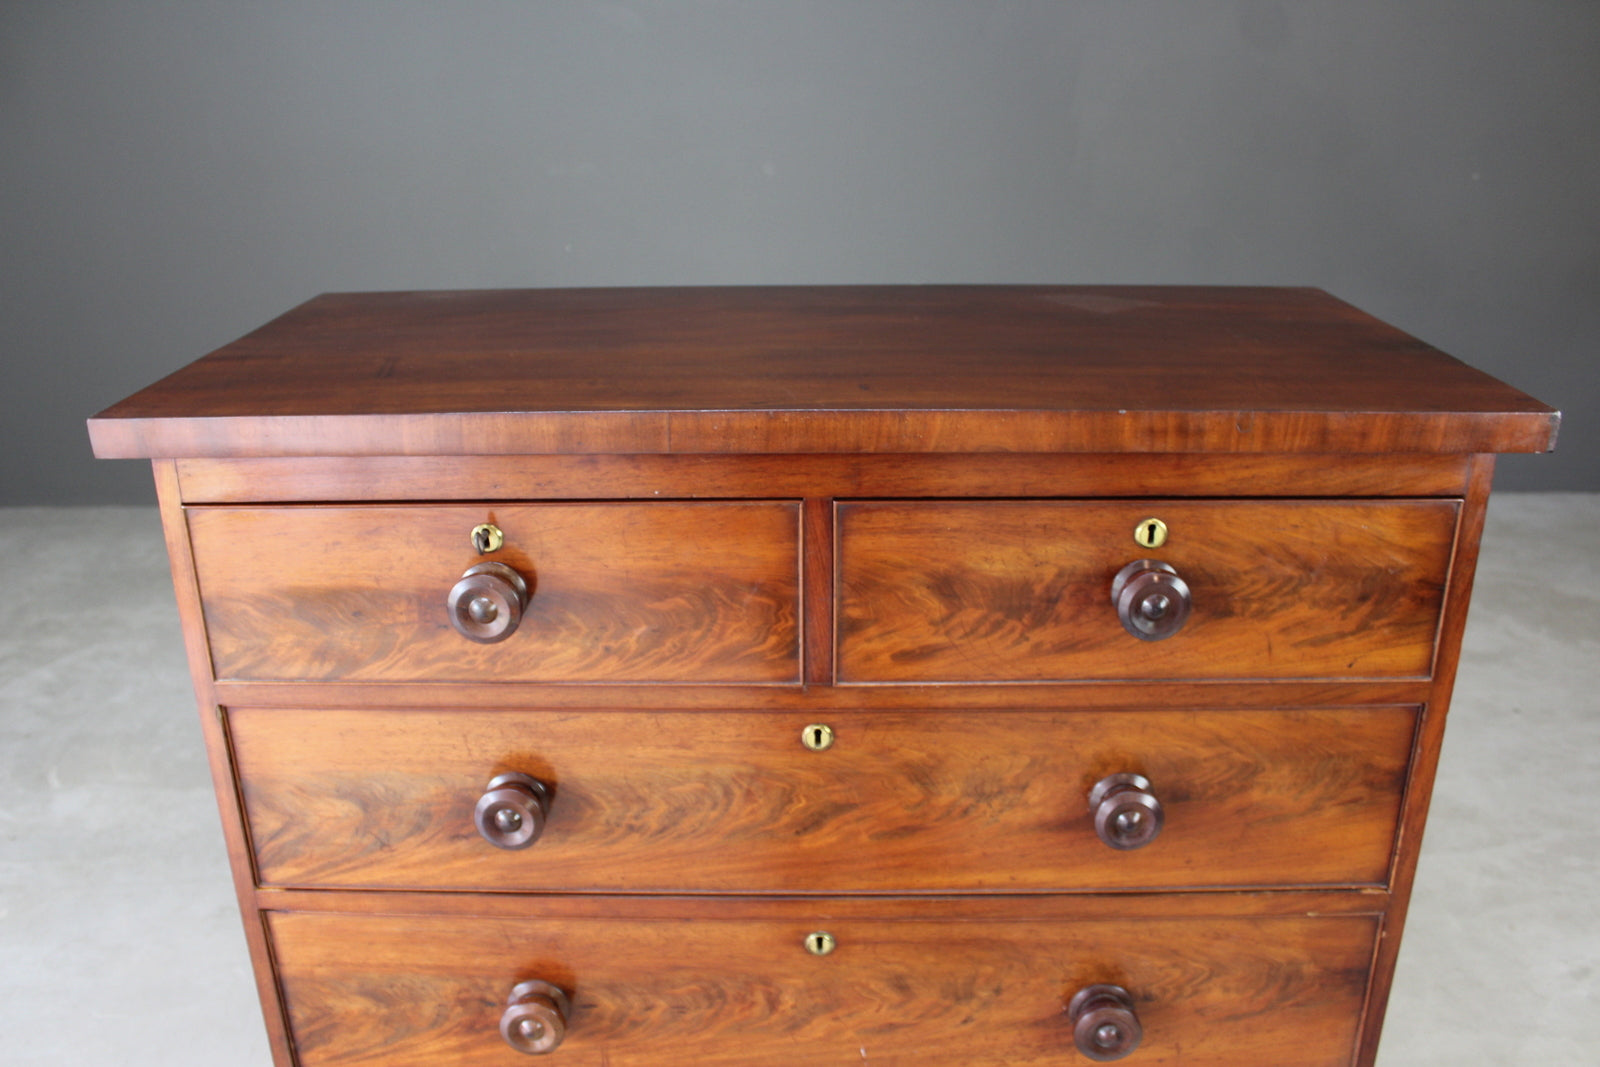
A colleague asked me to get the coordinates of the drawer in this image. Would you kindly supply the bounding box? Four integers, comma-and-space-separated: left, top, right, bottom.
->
187, 503, 800, 683
838, 499, 1458, 682
269, 906, 1377, 1066
232, 706, 1415, 892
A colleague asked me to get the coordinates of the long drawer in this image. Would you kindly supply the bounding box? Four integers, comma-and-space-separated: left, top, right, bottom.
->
231, 706, 1416, 893
186, 502, 801, 683
837, 499, 1459, 682
269, 906, 1377, 1066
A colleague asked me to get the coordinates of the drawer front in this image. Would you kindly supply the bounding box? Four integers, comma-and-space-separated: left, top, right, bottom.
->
187, 503, 800, 683
270, 908, 1376, 1066
838, 499, 1458, 682
233, 706, 1415, 892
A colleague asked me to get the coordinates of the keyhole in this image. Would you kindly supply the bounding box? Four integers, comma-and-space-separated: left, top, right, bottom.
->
805, 931, 836, 956
471, 523, 504, 554
1133, 516, 1168, 549
801, 723, 835, 751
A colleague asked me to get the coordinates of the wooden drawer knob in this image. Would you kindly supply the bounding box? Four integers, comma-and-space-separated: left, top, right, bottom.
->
1088, 773, 1164, 851
474, 773, 551, 850
1068, 984, 1142, 1061
500, 979, 570, 1055
448, 561, 530, 643
1110, 559, 1191, 641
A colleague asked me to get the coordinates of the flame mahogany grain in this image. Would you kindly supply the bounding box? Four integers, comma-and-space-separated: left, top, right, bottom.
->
838, 499, 1458, 683
186, 503, 801, 684
268, 908, 1377, 1067
88, 286, 1557, 459
87, 288, 1557, 1067
230, 705, 1417, 894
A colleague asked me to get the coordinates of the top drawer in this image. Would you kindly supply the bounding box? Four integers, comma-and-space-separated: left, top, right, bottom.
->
838, 499, 1458, 683
187, 503, 800, 683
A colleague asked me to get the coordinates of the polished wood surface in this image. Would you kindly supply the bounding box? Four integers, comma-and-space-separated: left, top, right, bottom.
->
255, 886, 1388, 923
187, 503, 800, 683
269, 908, 1376, 1066
801, 497, 835, 685
173, 452, 1478, 504
212, 677, 1435, 711
230, 705, 1415, 893
839, 499, 1458, 682
150, 464, 298, 1058
1355, 453, 1497, 1063
88, 286, 1558, 459
90, 289, 1558, 1067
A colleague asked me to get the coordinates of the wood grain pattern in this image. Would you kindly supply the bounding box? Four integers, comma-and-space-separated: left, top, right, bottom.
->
255, 885, 1388, 923
89, 287, 1559, 1067
212, 677, 1434, 711
839, 500, 1459, 683
230, 706, 1416, 893
186, 503, 800, 683
802, 497, 834, 685
152, 463, 297, 1066
87, 287, 1559, 459
1355, 454, 1498, 1063
269, 908, 1377, 1066
174, 452, 1477, 504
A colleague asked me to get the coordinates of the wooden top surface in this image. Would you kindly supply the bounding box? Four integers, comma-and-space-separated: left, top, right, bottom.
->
88, 286, 1558, 458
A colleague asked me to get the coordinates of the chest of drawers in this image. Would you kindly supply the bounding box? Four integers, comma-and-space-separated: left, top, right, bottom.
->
90, 286, 1557, 1065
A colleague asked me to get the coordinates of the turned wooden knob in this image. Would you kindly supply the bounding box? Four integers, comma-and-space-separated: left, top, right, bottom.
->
448, 561, 530, 643
475, 773, 551, 850
1110, 559, 1191, 641
500, 979, 570, 1055
1087, 773, 1164, 851
1068, 984, 1142, 1061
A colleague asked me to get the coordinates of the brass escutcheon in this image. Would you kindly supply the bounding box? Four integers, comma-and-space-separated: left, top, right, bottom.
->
800, 723, 835, 752
805, 931, 837, 956
471, 522, 505, 554
1132, 517, 1168, 549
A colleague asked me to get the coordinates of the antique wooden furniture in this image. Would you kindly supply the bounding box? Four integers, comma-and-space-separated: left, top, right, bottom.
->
90, 286, 1558, 1066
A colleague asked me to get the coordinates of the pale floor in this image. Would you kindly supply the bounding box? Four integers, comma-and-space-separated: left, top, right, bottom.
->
1, 497, 1596, 1065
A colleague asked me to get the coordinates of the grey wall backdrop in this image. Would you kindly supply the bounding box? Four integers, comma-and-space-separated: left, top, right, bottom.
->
3, 1, 1594, 504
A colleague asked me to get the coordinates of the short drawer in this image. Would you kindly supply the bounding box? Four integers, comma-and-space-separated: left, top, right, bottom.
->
232, 706, 1416, 893
187, 502, 800, 683
269, 906, 1376, 1066
838, 499, 1458, 682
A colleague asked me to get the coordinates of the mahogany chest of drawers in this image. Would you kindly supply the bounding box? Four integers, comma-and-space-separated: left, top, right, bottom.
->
90, 286, 1558, 1065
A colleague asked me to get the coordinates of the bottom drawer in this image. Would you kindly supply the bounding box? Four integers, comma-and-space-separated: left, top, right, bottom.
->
269, 905, 1376, 1066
